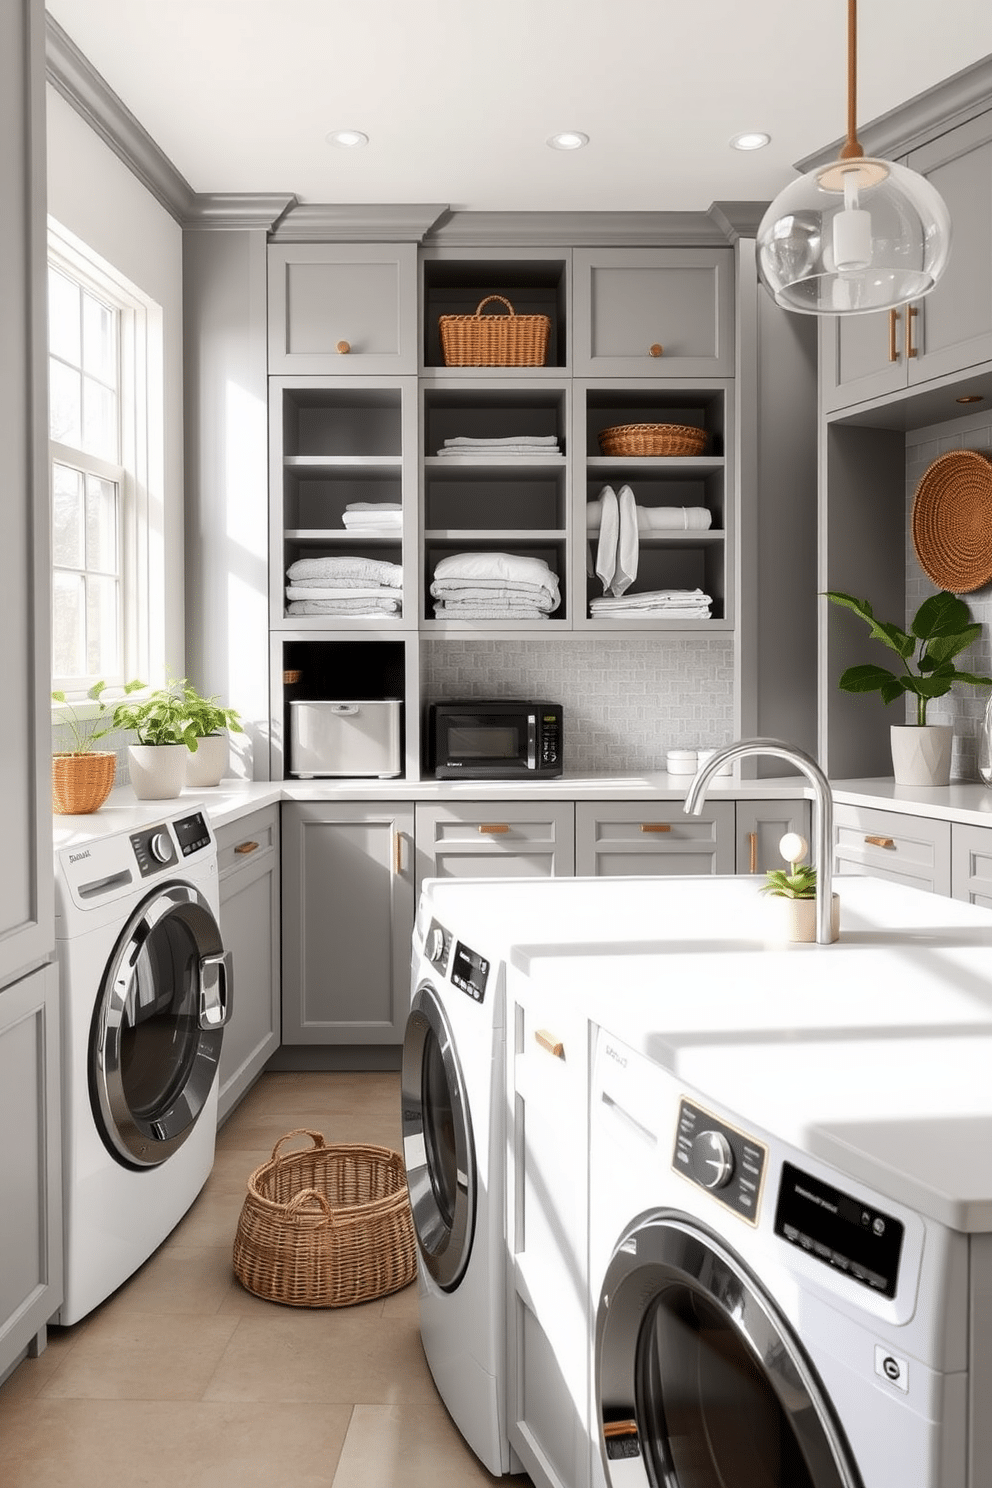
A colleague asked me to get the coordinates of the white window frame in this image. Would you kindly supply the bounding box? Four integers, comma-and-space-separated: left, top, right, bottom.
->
48, 218, 165, 702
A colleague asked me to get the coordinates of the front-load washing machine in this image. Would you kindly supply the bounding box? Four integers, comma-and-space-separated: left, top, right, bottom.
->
53, 808, 232, 1325
589, 1025, 992, 1488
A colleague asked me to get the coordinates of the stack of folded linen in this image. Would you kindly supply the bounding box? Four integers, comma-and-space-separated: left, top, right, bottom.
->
285, 555, 403, 616
431, 551, 561, 620
341, 502, 403, 534
587, 496, 712, 532
589, 588, 712, 619
434, 434, 561, 458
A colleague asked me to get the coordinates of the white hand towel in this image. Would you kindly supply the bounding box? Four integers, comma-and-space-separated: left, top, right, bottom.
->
612, 485, 639, 596
595, 486, 618, 593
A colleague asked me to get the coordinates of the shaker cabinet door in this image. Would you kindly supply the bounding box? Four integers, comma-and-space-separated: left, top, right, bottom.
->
268, 243, 418, 374
573, 248, 734, 377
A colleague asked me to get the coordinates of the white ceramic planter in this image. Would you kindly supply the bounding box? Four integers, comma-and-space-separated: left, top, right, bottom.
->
184, 733, 228, 788
764, 892, 840, 944
889, 724, 953, 787
128, 743, 187, 800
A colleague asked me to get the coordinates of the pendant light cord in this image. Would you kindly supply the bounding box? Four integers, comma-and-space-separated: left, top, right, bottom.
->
840, 0, 864, 160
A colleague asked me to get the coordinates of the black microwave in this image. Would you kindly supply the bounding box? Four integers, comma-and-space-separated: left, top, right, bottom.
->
428, 701, 563, 779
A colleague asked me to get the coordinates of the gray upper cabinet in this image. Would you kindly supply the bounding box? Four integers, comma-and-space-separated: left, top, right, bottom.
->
821, 110, 992, 413
267, 243, 419, 375
572, 248, 734, 378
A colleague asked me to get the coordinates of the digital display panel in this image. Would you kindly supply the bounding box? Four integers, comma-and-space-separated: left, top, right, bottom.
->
774, 1161, 904, 1298
173, 811, 210, 856
450, 940, 489, 1003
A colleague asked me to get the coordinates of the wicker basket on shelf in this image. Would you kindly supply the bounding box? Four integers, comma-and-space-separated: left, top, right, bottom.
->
439, 295, 551, 367
232, 1129, 417, 1308
598, 423, 708, 458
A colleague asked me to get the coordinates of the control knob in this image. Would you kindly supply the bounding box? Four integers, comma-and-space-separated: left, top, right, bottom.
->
426, 926, 446, 965
148, 830, 172, 864
690, 1129, 734, 1189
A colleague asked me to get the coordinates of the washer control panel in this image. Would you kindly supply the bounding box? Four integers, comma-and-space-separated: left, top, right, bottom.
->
130, 823, 178, 876
775, 1161, 904, 1298
450, 939, 490, 1004
173, 811, 211, 857
673, 1098, 767, 1225
424, 917, 451, 974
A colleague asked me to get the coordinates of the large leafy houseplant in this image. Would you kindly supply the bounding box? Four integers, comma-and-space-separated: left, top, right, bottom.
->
178, 681, 244, 742
824, 590, 992, 725
111, 683, 202, 749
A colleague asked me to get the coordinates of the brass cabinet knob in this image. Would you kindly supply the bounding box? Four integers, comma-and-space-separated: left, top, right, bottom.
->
649, 343, 664, 357
336, 339, 351, 354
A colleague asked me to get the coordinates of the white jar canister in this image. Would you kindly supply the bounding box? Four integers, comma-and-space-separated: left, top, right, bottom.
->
697, 748, 733, 778
666, 749, 698, 776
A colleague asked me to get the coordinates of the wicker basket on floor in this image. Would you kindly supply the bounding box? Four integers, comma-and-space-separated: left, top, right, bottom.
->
233, 1129, 417, 1307
439, 294, 551, 366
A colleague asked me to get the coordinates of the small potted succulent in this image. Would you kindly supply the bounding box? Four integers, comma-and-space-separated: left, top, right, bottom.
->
179, 681, 244, 788
759, 832, 839, 943
51, 678, 144, 814
825, 589, 992, 786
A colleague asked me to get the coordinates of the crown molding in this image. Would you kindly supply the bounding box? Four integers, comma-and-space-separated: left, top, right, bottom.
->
185, 194, 298, 231
708, 201, 769, 242
423, 209, 739, 247
796, 54, 992, 172
269, 203, 450, 241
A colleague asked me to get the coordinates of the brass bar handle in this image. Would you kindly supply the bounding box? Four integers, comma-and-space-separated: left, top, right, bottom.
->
336, 339, 351, 354
393, 830, 405, 875
648, 343, 664, 358
479, 823, 510, 834
888, 309, 899, 362
749, 832, 758, 874
906, 305, 918, 358
640, 823, 672, 833
534, 1028, 565, 1059
865, 835, 895, 849
234, 840, 259, 855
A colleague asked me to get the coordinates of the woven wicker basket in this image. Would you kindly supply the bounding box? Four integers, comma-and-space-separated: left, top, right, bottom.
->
911, 448, 992, 593
52, 751, 116, 814
232, 1129, 417, 1308
439, 295, 551, 367
598, 423, 708, 458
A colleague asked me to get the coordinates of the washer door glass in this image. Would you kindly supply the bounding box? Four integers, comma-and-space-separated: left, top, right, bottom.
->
92, 883, 230, 1168
401, 983, 475, 1291
596, 1216, 861, 1488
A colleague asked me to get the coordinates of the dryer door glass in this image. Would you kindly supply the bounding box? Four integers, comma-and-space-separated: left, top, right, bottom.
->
596, 1218, 859, 1488
401, 983, 476, 1291
92, 884, 228, 1168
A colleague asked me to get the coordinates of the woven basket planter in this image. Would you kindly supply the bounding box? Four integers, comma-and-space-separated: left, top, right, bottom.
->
439, 295, 550, 367
911, 448, 992, 593
52, 751, 116, 814
233, 1129, 417, 1308
598, 423, 709, 457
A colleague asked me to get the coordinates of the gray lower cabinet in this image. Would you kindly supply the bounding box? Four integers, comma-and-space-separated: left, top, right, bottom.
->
574, 801, 736, 876
833, 803, 951, 896
951, 822, 992, 907
572, 247, 734, 377
735, 799, 813, 878
0, 965, 61, 1382
282, 801, 415, 1044
267, 243, 418, 375
821, 109, 992, 413
216, 808, 281, 1120
414, 802, 575, 896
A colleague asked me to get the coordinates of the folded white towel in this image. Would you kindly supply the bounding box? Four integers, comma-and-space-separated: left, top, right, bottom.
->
433, 584, 559, 613
287, 556, 403, 587
433, 602, 551, 619
286, 584, 403, 602
595, 486, 618, 593
433, 551, 559, 589
587, 502, 713, 533
442, 434, 559, 448
287, 598, 402, 615
434, 446, 562, 459
344, 502, 402, 511
612, 485, 639, 597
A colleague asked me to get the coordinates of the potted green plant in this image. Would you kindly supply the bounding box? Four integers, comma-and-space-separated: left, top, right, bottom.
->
111, 682, 201, 800
825, 589, 992, 786
51, 679, 144, 814
179, 681, 244, 788
758, 832, 839, 943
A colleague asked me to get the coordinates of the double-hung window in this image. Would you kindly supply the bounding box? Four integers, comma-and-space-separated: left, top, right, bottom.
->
47, 222, 162, 696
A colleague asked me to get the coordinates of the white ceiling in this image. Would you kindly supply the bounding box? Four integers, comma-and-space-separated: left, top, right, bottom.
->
45, 0, 992, 214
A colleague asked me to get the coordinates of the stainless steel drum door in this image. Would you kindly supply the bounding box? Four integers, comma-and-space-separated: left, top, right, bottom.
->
91, 882, 232, 1169
595, 1213, 863, 1488
401, 982, 476, 1291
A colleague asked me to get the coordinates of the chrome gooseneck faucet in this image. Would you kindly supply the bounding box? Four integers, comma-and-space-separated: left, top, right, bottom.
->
683, 737, 835, 945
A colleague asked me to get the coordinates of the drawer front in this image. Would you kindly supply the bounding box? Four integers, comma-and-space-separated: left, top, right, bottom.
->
951, 822, 992, 908
216, 808, 278, 880
833, 804, 951, 895
415, 802, 575, 891
575, 801, 735, 876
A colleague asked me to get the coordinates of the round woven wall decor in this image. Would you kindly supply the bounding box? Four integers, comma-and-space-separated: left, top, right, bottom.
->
911, 448, 992, 593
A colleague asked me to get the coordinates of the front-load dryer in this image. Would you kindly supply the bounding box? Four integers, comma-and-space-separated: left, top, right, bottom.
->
53, 808, 232, 1324
589, 1026, 991, 1488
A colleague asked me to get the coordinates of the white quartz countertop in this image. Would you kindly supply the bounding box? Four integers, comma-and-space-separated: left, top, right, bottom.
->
492, 874, 992, 1232
831, 777, 992, 825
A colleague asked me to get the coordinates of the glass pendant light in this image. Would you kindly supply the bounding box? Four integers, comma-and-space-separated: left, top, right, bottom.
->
756, 0, 951, 315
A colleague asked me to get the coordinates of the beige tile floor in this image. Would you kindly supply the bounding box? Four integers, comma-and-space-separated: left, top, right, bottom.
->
0, 1071, 533, 1488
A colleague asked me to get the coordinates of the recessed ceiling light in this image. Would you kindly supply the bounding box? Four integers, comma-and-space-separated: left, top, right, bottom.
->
730, 131, 771, 151
327, 129, 369, 148
547, 131, 589, 151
